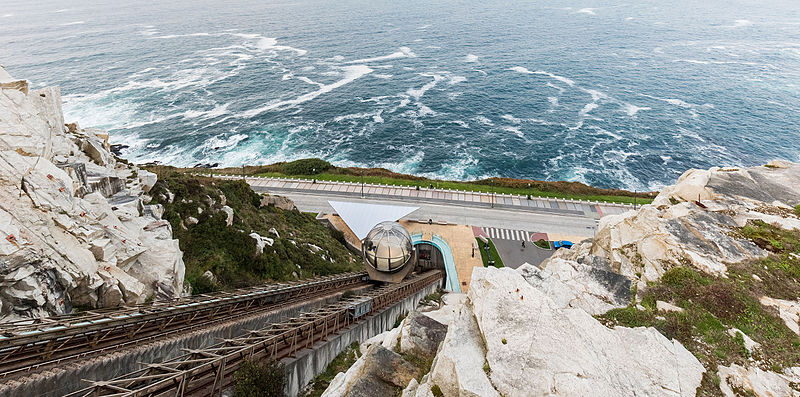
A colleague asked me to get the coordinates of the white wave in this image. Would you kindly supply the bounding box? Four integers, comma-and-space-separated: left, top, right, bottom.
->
547, 96, 559, 106
464, 54, 479, 63
451, 120, 469, 128
625, 17, 633, 21
407, 73, 444, 100
373, 74, 393, 79
546, 82, 565, 94
60, 21, 85, 26
417, 24, 431, 30
474, 115, 494, 126
474, 69, 488, 76
54, 8, 70, 13
501, 126, 524, 138
373, 110, 384, 123
501, 114, 522, 124
2, 14, 13, 17
509, 67, 575, 86
417, 104, 437, 117
344, 47, 416, 64
281, 72, 294, 80
183, 103, 231, 120
576, 8, 596, 15
252, 36, 308, 56
413, 39, 423, 42
509, 66, 533, 74
242, 64, 373, 117
623, 103, 651, 116
426, 46, 441, 49
297, 76, 323, 87
588, 126, 621, 140
732, 19, 753, 27
449, 76, 467, 85
639, 93, 713, 109
202, 133, 249, 151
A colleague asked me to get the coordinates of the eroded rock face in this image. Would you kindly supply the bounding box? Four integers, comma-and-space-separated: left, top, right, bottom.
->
718, 364, 800, 397
472, 267, 704, 396
0, 74, 184, 321
561, 162, 800, 282
322, 345, 420, 397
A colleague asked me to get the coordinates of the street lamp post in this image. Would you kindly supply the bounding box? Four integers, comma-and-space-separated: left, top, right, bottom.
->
490, 178, 495, 208
361, 170, 364, 198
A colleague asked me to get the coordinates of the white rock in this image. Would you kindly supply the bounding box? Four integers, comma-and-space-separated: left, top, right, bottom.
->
468, 267, 705, 397
759, 296, 800, 335
718, 363, 800, 397
221, 205, 234, 226
138, 169, 157, 192
726, 329, 760, 355
656, 300, 684, 313
186, 216, 198, 225
249, 232, 274, 255
425, 303, 499, 397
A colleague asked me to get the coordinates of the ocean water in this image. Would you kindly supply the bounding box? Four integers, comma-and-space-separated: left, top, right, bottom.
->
2, 0, 799, 190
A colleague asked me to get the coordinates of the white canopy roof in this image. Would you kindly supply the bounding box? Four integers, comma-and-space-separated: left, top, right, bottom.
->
328, 200, 419, 240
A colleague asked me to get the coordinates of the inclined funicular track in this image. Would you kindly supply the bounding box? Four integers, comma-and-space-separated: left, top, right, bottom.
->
0, 271, 369, 378
64, 270, 442, 397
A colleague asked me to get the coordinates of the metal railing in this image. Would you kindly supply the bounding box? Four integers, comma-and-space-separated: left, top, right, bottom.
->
0, 272, 368, 377
65, 270, 443, 397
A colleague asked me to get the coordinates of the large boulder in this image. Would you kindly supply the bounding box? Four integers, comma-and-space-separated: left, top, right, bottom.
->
322, 345, 420, 397
399, 311, 448, 356
467, 267, 704, 396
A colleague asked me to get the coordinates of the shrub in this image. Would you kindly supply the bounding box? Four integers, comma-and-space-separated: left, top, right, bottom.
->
431, 384, 444, 397
233, 359, 285, 397
281, 158, 331, 175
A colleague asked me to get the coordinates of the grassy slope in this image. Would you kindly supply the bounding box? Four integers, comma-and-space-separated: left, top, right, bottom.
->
196, 158, 654, 205
476, 238, 504, 268
147, 169, 360, 294
598, 220, 800, 396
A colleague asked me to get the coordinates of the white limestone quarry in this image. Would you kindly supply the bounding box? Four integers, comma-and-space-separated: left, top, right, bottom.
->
0, 68, 184, 320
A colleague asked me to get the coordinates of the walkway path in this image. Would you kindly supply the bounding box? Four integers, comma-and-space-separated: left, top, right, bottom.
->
212, 175, 634, 219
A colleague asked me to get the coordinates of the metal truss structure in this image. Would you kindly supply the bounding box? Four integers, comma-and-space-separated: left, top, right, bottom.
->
65, 270, 442, 397
0, 271, 368, 377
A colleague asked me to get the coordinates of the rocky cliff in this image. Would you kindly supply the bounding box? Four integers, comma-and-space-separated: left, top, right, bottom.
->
0, 69, 184, 321
321, 161, 800, 397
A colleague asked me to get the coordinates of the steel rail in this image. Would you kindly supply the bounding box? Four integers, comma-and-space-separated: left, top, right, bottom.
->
65, 270, 443, 397
0, 272, 367, 376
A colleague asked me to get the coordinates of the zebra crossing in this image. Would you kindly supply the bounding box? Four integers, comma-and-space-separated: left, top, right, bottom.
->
483, 227, 531, 241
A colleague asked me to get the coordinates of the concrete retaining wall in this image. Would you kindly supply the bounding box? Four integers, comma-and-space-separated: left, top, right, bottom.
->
1, 290, 362, 397
283, 282, 439, 396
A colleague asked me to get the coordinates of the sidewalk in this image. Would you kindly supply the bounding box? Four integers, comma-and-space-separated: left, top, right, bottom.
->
211, 174, 634, 219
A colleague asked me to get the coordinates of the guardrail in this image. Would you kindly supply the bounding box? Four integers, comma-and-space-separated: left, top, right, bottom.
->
201, 173, 638, 209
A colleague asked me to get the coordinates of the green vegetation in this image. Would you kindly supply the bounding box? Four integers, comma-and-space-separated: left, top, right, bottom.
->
430, 384, 444, 397
420, 289, 445, 306
233, 359, 285, 397
197, 158, 653, 205
147, 169, 360, 293
534, 239, 551, 249
501, 338, 507, 345
304, 343, 361, 397
598, 220, 800, 396
795, 204, 800, 217
476, 238, 504, 268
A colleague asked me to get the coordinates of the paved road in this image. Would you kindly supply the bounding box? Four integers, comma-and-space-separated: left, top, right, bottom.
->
252, 189, 599, 237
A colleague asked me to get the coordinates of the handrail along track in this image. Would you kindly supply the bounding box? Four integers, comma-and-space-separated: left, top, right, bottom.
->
65, 270, 443, 397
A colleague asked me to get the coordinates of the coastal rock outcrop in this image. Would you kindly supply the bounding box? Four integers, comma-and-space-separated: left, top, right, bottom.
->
568, 162, 800, 282
0, 69, 184, 320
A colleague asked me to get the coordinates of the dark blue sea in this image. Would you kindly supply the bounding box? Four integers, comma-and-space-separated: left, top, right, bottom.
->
2, 0, 799, 190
